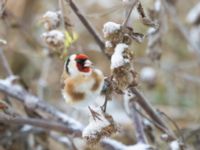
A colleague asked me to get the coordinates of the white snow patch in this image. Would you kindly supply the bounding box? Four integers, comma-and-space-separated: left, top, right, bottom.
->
21, 125, 33, 132
189, 26, 200, 52
140, 67, 156, 82
123, 89, 136, 114
186, 2, 200, 24
24, 95, 39, 109
103, 22, 121, 38
102, 138, 126, 149
147, 27, 157, 35
82, 107, 110, 138
127, 143, 152, 150
0, 39, 7, 45
42, 11, 60, 30
105, 40, 113, 48
56, 111, 83, 130
0, 76, 23, 91
42, 30, 65, 45
43, 11, 60, 22
170, 140, 180, 150
111, 43, 129, 69
143, 119, 152, 127
154, 0, 161, 12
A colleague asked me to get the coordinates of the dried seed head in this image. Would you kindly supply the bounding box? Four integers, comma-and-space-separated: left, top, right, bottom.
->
112, 65, 137, 92
42, 30, 65, 52
105, 40, 115, 56
41, 11, 61, 30
110, 43, 137, 91
103, 22, 121, 38
82, 108, 117, 145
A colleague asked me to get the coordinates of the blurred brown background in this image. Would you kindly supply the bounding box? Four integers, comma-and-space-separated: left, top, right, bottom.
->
0, 0, 200, 149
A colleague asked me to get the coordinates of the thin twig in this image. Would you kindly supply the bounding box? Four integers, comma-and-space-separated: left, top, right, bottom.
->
122, 0, 139, 27
37, 56, 51, 99
161, 0, 200, 56
58, 0, 66, 30
66, 0, 105, 51
129, 99, 147, 143
130, 87, 176, 140
0, 48, 13, 76
0, 114, 81, 135
158, 110, 184, 142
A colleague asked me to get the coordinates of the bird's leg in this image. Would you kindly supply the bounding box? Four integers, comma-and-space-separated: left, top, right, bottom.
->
101, 76, 113, 113
101, 96, 108, 113
88, 106, 102, 121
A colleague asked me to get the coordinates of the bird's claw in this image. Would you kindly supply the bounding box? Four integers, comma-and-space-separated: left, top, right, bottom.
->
88, 106, 102, 121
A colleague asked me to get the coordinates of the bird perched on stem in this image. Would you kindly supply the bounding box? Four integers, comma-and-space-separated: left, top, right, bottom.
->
61, 54, 105, 118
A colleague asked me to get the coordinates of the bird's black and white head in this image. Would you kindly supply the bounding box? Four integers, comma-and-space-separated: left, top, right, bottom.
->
65, 54, 93, 76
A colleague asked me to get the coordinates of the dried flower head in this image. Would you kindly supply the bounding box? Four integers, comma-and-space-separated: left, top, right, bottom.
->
82, 108, 117, 145
41, 11, 61, 31
103, 21, 144, 55
103, 22, 129, 54
103, 22, 121, 38
111, 43, 137, 92
42, 30, 65, 52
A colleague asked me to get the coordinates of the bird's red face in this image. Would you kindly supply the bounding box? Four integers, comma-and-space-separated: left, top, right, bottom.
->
75, 54, 92, 73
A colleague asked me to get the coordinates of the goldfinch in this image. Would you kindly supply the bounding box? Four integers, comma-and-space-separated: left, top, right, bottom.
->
61, 54, 104, 108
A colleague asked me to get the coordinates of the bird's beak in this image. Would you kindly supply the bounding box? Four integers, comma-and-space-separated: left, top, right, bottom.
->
84, 60, 93, 67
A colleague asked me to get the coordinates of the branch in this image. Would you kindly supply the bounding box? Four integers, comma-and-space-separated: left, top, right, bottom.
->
130, 87, 176, 141
101, 138, 153, 150
100, 138, 127, 150
66, 0, 105, 51
0, 114, 81, 136
129, 100, 147, 143
0, 79, 83, 137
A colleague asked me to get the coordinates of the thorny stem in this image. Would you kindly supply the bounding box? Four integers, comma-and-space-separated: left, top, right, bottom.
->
66, 0, 105, 51
130, 87, 176, 140
0, 48, 13, 76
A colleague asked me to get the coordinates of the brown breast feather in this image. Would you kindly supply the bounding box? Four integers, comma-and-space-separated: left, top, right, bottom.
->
91, 70, 103, 92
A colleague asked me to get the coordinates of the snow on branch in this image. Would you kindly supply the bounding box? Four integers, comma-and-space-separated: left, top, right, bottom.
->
103, 22, 121, 38
0, 78, 83, 137
111, 43, 129, 69
186, 2, 200, 25
101, 138, 153, 150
